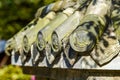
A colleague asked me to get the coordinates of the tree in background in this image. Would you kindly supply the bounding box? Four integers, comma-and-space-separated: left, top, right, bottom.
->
0, 0, 58, 40
0, 0, 58, 80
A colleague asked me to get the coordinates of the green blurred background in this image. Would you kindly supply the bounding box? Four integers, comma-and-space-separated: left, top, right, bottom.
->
0, 0, 58, 40
0, 0, 58, 80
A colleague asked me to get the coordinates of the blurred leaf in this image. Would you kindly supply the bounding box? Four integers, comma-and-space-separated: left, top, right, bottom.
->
0, 65, 30, 80
0, 0, 58, 40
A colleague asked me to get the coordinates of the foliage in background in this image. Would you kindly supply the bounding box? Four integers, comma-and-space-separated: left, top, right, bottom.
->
0, 0, 58, 40
0, 0, 58, 79
0, 65, 30, 80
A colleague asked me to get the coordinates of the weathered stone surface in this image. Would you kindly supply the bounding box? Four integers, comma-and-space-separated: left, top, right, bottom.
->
5, 0, 120, 79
